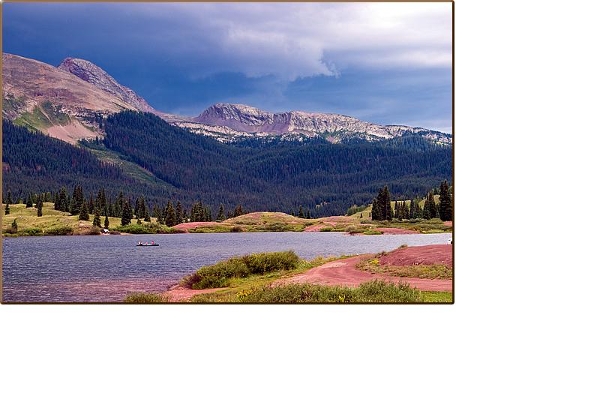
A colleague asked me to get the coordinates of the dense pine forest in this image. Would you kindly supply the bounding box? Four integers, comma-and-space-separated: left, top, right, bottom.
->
2, 111, 452, 216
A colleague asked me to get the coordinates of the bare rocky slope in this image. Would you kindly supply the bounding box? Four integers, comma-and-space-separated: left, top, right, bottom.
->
57, 57, 158, 114
2, 53, 138, 142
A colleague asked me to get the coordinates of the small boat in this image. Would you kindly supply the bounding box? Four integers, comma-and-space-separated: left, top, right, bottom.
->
136, 242, 159, 246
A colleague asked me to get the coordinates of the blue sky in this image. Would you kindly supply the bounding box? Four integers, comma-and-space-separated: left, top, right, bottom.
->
2, 2, 452, 132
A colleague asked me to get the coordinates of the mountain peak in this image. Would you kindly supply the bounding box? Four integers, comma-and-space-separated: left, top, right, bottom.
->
58, 57, 156, 113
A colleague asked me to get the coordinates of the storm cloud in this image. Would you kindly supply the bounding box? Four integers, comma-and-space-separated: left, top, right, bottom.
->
3, 2, 452, 132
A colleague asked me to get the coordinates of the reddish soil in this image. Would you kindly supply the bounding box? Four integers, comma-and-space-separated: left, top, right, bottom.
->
277, 244, 453, 292
379, 244, 452, 268
172, 221, 219, 232
163, 285, 225, 302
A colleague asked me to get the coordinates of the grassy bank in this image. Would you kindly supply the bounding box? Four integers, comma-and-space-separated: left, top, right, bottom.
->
124, 250, 452, 303
2, 204, 452, 237
1, 202, 178, 236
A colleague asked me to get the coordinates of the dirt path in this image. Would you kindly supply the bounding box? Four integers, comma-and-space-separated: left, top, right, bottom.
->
277, 244, 452, 292
163, 285, 225, 302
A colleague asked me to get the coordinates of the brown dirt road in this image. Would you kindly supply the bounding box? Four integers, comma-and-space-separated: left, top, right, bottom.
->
278, 244, 452, 292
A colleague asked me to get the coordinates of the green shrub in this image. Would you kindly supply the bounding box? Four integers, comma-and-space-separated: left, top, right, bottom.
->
46, 226, 73, 235
238, 281, 422, 303
183, 251, 301, 289
123, 292, 167, 303
230, 226, 244, 232
241, 251, 300, 274
22, 227, 43, 236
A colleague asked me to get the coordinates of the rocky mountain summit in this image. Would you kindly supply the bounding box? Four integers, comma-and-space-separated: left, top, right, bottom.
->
185, 103, 452, 144
58, 57, 157, 114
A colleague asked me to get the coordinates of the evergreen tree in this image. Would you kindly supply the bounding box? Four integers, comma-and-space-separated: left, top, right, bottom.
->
115, 192, 124, 218
216, 204, 225, 221
399, 201, 409, 220
233, 205, 244, 217
382, 186, 392, 221
5, 203, 10, 215
25, 194, 33, 208
104, 215, 110, 229
93, 208, 102, 227
144, 212, 151, 223
70, 185, 84, 215
175, 201, 183, 225
371, 197, 382, 221
165, 201, 176, 227
422, 191, 437, 220
409, 199, 416, 219
96, 188, 107, 212
56, 187, 68, 212
138, 197, 147, 220
298, 205, 305, 218
439, 180, 453, 221
11, 218, 18, 232
36, 199, 43, 217
79, 200, 89, 221
427, 191, 438, 219
121, 200, 133, 226
152, 205, 163, 223
372, 186, 392, 221
88, 195, 95, 214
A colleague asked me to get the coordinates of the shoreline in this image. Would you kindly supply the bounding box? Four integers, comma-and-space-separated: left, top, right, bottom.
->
162, 244, 453, 303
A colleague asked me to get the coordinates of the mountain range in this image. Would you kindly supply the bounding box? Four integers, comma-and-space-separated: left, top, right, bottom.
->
2, 52, 452, 216
2, 53, 451, 145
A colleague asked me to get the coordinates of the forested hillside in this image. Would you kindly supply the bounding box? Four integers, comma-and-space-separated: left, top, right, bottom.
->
3, 112, 452, 216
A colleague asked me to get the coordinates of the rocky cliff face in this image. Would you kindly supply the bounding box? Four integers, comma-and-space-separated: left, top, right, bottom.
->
58, 57, 157, 114
191, 103, 452, 144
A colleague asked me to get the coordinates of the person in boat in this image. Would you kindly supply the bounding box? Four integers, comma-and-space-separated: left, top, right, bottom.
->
151, 241, 155, 245
138, 241, 142, 245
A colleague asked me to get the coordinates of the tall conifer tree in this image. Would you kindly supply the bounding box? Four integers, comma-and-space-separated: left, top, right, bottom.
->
439, 180, 453, 221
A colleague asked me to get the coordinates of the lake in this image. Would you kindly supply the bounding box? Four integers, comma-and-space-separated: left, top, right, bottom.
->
2, 232, 452, 302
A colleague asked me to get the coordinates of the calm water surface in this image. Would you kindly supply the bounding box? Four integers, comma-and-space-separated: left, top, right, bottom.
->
2, 232, 451, 302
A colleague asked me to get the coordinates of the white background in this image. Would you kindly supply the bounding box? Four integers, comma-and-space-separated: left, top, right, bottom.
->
2, 1, 599, 398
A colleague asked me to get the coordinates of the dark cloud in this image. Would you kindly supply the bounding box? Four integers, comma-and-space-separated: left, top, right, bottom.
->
2, 2, 452, 132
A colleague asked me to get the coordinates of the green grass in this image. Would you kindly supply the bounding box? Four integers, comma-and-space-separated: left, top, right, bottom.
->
14, 101, 71, 131
358, 259, 453, 279
194, 280, 423, 303
1, 202, 168, 236
124, 292, 168, 303
421, 291, 453, 303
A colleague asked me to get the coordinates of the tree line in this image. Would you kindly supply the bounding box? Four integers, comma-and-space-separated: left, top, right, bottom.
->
370, 180, 453, 221
3, 111, 452, 217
